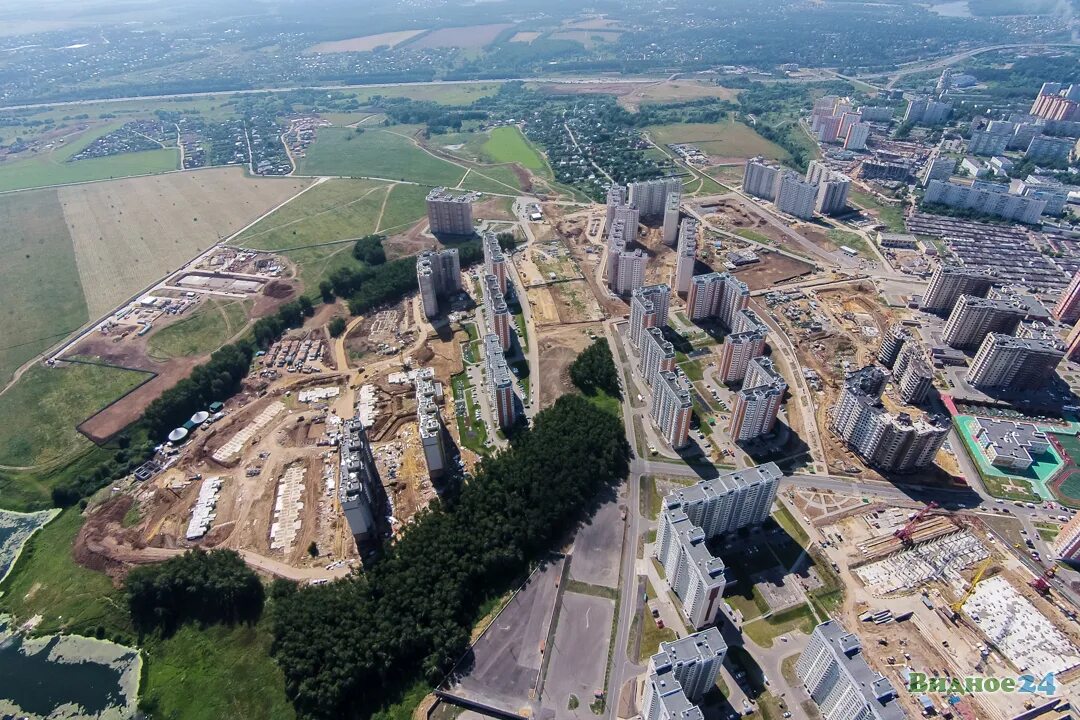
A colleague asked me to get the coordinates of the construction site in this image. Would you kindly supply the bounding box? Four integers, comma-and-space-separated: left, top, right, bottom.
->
788, 487, 1080, 720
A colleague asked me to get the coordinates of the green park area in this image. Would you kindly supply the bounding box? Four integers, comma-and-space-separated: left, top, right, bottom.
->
451, 371, 489, 455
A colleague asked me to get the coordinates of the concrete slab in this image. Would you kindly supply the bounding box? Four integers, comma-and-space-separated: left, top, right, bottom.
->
448, 557, 564, 713
542, 591, 615, 720
569, 498, 623, 589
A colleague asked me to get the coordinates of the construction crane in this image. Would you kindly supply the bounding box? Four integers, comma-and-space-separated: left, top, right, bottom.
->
952, 557, 994, 615
1030, 567, 1057, 594
894, 501, 939, 545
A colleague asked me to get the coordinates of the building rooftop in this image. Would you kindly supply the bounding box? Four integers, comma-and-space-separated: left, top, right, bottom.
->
813, 621, 906, 720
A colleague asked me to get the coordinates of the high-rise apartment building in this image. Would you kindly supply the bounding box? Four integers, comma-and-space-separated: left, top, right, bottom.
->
484, 333, 517, 429
816, 115, 843, 143
892, 341, 933, 404
614, 249, 646, 296
921, 155, 955, 187
743, 158, 782, 201
1055, 269, 1080, 325
426, 188, 474, 236
416, 248, 462, 318
642, 629, 727, 720
674, 218, 699, 294
1019, 174, 1070, 216
482, 230, 508, 294
830, 366, 948, 473
796, 621, 905, 720
656, 464, 782, 627
414, 367, 446, 479
904, 96, 952, 125
968, 126, 1012, 156
1068, 323, 1080, 362
923, 179, 1047, 224
662, 192, 682, 246
942, 292, 1029, 350
718, 309, 768, 384
844, 122, 871, 151
606, 213, 645, 296
650, 370, 693, 449
339, 418, 380, 545
968, 333, 1065, 390
1025, 134, 1074, 164
877, 323, 911, 368
641, 326, 677, 387
1051, 511, 1080, 560
483, 273, 513, 351
606, 185, 627, 231
629, 178, 682, 218
856, 105, 893, 122
686, 272, 750, 327
920, 264, 996, 315
775, 172, 817, 220
730, 357, 786, 442
630, 284, 672, 348
815, 174, 851, 216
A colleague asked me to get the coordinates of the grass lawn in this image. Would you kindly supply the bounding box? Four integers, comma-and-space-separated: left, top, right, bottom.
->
725, 587, 767, 622
639, 614, 677, 661
772, 504, 810, 547
0, 508, 132, 640
826, 228, 872, 257
641, 476, 662, 520
457, 164, 526, 194
0, 122, 178, 193
147, 299, 249, 360
0, 362, 151, 468
849, 190, 905, 232
585, 389, 622, 419
482, 126, 548, 172
679, 359, 704, 382
452, 372, 489, 455
0, 187, 88, 386
1036, 522, 1061, 542
734, 228, 774, 245
299, 127, 466, 187
742, 604, 817, 648
140, 621, 295, 720
647, 121, 790, 162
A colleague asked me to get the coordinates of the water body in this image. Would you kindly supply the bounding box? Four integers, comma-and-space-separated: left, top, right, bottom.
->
0, 624, 141, 719
0, 508, 58, 583
928, 0, 974, 17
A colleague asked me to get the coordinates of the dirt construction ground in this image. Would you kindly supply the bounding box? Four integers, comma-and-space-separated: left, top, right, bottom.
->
733, 252, 815, 290
537, 323, 602, 408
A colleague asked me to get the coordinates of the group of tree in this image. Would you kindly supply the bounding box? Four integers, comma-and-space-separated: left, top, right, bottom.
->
126, 549, 265, 635
352, 234, 387, 266
270, 394, 630, 719
569, 338, 622, 399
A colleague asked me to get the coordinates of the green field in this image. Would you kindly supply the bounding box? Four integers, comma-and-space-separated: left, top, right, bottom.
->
0, 362, 151, 468
850, 190, 905, 232
742, 604, 817, 648
452, 371, 489, 455
232, 178, 429, 291
0, 508, 131, 638
0, 122, 178, 193
299, 127, 466, 186
647, 121, 790, 162
147, 299, 250, 360
140, 622, 296, 720
826, 228, 872, 257
0, 188, 89, 386
482, 126, 547, 171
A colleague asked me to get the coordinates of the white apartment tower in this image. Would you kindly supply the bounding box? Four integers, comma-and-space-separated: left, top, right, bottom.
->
920, 264, 996, 314
673, 218, 699, 294
968, 333, 1065, 390
482, 230, 508, 294
743, 157, 782, 201
628, 178, 682, 218
775, 172, 817, 220
640, 326, 677, 387
662, 192, 682, 246
642, 630, 727, 720
686, 272, 750, 327
426, 187, 474, 236
414, 368, 446, 478
844, 122, 871, 151
942, 293, 1028, 350
796, 622, 905, 720
718, 309, 768, 384
606, 185, 627, 231
483, 273, 513, 351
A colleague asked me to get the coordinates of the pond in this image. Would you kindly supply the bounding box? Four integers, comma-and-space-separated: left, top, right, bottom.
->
927, 0, 973, 17
0, 623, 141, 719
0, 508, 58, 583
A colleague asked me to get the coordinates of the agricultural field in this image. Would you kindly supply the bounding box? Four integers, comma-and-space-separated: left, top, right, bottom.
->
147, 299, 251, 360
298, 127, 467, 186
0, 187, 88, 385
59, 168, 310, 316
407, 24, 514, 49
0, 362, 151, 468
0, 121, 179, 193
647, 121, 790, 162
232, 178, 429, 291
306, 30, 426, 53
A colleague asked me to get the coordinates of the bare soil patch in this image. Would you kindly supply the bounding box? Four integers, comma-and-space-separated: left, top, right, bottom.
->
732, 252, 815, 290
537, 323, 603, 409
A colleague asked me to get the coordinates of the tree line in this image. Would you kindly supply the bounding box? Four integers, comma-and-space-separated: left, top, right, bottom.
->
570, 338, 622, 399
270, 394, 630, 719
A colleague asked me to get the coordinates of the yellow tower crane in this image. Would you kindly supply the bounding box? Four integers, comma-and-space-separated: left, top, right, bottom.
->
951, 557, 994, 615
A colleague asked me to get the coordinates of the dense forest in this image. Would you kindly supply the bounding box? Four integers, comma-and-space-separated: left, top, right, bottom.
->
570, 338, 622, 399
270, 394, 630, 719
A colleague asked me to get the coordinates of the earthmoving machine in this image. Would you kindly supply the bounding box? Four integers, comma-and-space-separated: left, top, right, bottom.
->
1030, 567, 1056, 594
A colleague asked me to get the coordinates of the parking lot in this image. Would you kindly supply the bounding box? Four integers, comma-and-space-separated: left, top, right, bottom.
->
540, 590, 615, 720
568, 495, 623, 590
